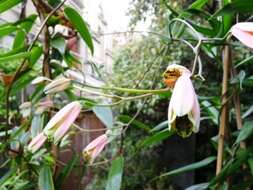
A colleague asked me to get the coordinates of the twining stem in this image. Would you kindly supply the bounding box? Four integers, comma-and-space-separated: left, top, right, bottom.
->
74, 82, 170, 94
216, 45, 231, 175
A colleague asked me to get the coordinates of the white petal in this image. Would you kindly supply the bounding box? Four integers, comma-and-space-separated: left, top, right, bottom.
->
170, 74, 195, 116
232, 22, 253, 32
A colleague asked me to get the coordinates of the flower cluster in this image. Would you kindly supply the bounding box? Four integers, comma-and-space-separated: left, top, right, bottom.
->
28, 101, 81, 153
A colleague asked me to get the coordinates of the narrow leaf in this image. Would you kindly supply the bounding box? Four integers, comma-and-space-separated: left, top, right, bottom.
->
159, 156, 216, 178
55, 154, 79, 190
118, 115, 150, 132
235, 121, 253, 144
139, 129, 173, 148
38, 166, 55, 190
106, 156, 124, 190
64, 6, 94, 54
92, 106, 113, 128
150, 120, 168, 133
0, 0, 22, 13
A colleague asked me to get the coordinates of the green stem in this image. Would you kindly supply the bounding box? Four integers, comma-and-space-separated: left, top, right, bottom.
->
73, 82, 170, 94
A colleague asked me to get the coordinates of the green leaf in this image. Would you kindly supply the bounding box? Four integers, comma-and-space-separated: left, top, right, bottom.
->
213, 0, 253, 17
150, 120, 168, 133
0, 168, 17, 187
189, 0, 209, 9
29, 46, 43, 66
11, 69, 37, 94
55, 154, 79, 190
47, 0, 61, 7
13, 30, 26, 49
64, 6, 94, 54
63, 50, 81, 67
248, 157, 253, 175
92, 106, 113, 128
186, 183, 209, 190
158, 156, 216, 178
16, 14, 37, 32
106, 156, 124, 190
235, 55, 253, 68
0, 52, 30, 63
118, 115, 150, 132
139, 129, 173, 148
201, 100, 219, 125
0, 25, 17, 37
242, 105, 253, 119
235, 121, 253, 144
51, 35, 66, 54
0, 0, 22, 14
38, 166, 55, 190
209, 149, 248, 186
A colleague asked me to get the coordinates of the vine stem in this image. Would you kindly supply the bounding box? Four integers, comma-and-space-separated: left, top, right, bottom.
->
216, 45, 231, 175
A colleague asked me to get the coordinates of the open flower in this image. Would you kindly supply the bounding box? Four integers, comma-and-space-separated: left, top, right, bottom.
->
231, 22, 253, 49
163, 64, 191, 88
27, 132, 47, 153
83, 134, 108, 163
166, 65, 200, 137
44, 101, 81, 143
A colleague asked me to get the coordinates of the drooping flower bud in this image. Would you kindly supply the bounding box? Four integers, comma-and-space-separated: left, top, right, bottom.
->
32, 76, 51, 85
166, 65, 200, 137
231, 22, 253, 49
27, 132, 47, 153
19, 102, 32, 118
35, 100, 54, 115
43, 101, 81, 143
83, 134, 108, 163
44, 77, 71, 94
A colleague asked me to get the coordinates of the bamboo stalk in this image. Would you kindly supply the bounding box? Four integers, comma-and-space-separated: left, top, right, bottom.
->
216, 45, 231, 175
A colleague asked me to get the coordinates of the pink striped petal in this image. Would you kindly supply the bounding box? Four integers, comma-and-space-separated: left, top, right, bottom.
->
27, 132, 47, 153
83, 134, 108, 162
44, 101, 81, 132
53, 104, 81, 143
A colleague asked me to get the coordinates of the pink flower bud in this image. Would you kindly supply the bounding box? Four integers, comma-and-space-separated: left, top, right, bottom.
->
231, 22, 253, 49
83, 134, 108, 163
27, 132, 47, 153
35, 100, 54, 114
32, 76, 51, 85
44, 77, 71, 94
44, 101, 81, 143
168, 69, 200, 137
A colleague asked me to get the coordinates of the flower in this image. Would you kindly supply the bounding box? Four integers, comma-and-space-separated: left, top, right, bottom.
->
27, 132, 47, 153
32, 76, 51, 85
27, 101, 81, 153
44, 77, 71, 94
166, 65, 200, 137
35, 100, 54, 114
163, 64, 191, 88
231, 22, 253, 49
83, 134, 108, 163
44, 101, 81, 143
